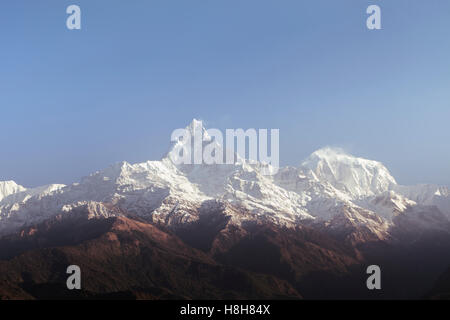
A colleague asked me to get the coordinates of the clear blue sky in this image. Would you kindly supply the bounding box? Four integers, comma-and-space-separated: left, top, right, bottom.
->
0, 0, 449, 187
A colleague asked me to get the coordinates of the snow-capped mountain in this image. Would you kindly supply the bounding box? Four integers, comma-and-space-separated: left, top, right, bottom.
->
0, 181, 26, 202
0, 119, 449, 241
300, 147, 397, 198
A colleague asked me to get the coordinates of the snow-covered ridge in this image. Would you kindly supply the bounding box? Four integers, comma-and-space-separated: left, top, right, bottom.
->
0, 184, 66, 205
301, 147, 397, 198
0, 181, 26, 202
0, 119, 449, 237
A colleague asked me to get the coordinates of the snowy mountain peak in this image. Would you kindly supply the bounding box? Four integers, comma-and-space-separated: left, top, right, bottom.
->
301, 147, 397, 198
182, 118, 210, 141
165, 119, 205, 163
164, 118, 227, 167
0, 181, 26, 201
187, 118, 206, 132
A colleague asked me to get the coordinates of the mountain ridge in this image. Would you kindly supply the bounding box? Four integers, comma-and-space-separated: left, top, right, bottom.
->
1, 119, 450, 300
0, 120, 449, 242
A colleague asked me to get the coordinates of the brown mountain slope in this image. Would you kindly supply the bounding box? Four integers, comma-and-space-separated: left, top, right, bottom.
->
2, 201, 450, 300
171, 203, 367, 298
0, 213, 301, 300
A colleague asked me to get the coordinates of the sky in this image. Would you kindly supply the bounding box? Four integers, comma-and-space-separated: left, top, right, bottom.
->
0, 0, 449, 187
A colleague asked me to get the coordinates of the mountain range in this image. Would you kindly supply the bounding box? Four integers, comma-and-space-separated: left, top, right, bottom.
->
1, 119, 450, 299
